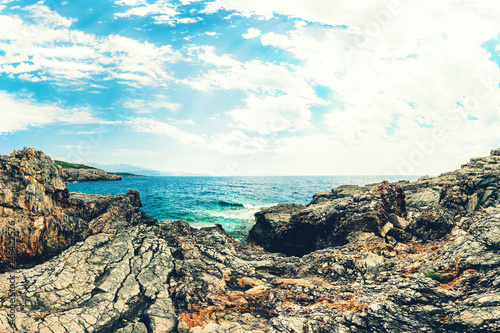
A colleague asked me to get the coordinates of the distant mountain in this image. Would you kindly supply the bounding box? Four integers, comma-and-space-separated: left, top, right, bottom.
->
87, 163, 207, 177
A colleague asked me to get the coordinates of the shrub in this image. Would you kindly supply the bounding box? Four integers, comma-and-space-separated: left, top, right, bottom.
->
425, 271, 441, 282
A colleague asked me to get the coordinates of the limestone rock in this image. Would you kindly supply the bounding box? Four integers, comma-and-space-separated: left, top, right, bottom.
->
0, 223, 176, 332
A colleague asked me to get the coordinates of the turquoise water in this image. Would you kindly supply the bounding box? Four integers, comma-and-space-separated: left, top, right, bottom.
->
67, 175, 418, 241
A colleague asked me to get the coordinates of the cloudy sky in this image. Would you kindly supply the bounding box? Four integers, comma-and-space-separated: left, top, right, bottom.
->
0, 0, 499, 176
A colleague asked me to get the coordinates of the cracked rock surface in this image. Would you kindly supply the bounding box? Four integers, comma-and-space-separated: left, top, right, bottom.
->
1, 148, 500, 332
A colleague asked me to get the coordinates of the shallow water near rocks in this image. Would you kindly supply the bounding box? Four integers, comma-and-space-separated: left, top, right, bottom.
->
67, 175, 419, 241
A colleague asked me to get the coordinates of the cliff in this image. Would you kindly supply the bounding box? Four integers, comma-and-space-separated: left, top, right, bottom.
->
0, 148, 499, 333
0, 148, 151, 272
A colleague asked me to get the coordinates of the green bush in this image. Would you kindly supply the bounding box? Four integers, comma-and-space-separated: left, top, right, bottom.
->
425, 271, 441, 282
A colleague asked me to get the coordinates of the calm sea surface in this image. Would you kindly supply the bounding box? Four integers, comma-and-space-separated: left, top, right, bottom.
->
67, 175, 419, 241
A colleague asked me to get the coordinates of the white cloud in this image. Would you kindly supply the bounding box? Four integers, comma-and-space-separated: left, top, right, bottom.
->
25, 2, 75, 27
202, 0, 387, 24
0, 4, 181, 87
114, 0, 199, 25
0, 0, 14, 8
0, 91, 113, 134
179, 0, 204, 4
165, 117, 194, 125
2, 0, 500, 176
115, 0, 147, 5
112, 148, 168, 156
123, 95, 182, 114
185, 46, 318, 99
114, 0, 179, 24
183, 45, 324, 134
242, 28, 261, 39
208, 130, 269, 155
127, 118, 267, 155
60, 144, 96, 149
57, 130, 107, 135
196, 0, 500, 175
129, 117, 206, 145
227, 95, 315, 134
186, 45, 241, 68
205, 31, 218, 36
177, 17, 198, 23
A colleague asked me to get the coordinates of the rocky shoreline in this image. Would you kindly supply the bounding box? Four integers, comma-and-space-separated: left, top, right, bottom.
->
61, 168, 122, 183
1, 148, 499, 332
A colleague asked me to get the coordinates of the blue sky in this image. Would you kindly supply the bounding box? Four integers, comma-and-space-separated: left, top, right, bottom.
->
1, 0, 500, 176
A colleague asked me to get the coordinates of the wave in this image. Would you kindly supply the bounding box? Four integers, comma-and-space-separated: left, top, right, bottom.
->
217, 200, 245, 208
208, 203, 276, 220
190, 221, 218, 229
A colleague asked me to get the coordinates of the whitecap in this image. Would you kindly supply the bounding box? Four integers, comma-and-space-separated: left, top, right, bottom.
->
208, 203, 276, 220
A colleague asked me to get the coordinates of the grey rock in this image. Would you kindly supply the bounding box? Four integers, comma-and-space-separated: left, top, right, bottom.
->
388, 213, 409, 229
116, 322, 149, 333
364, 253, 384, 278
0, 223, 175, 332
466, 193, 479, 213
248, 203, 306, 251
405, 188, 440, 208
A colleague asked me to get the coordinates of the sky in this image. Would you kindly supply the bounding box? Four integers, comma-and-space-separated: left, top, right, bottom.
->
0, 0, 500, 176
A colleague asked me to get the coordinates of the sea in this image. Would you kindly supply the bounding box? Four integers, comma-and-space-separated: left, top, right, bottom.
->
67, 175, 419, 242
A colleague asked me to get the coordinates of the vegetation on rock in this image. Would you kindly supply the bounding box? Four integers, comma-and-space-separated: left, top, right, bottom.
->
54, 160, 97, 170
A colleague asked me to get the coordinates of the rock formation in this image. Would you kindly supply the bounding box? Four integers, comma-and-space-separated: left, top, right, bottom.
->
249, 182, 408, 256
1, 148, 500, 332
61, 168, 122, 182
0, 148, 150, 272
249, 149, 500, 256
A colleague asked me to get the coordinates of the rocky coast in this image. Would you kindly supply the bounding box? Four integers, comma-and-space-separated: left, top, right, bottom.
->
61, 168, 122, 183
1, 148, 499, 332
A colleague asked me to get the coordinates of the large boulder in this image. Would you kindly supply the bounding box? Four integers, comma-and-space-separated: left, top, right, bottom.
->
248, 203, 306, 251
249, 181, 408, 256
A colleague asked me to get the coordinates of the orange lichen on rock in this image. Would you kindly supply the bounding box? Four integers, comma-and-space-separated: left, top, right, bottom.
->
237, 276, 263, 288
316, 299, 371, 312
210, 292, 249, 308
403, 264, 420, 277
440, 268, 477, 290
178, 312, 206, 328
439, 256, 464, 283
272, 277, 327, 289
